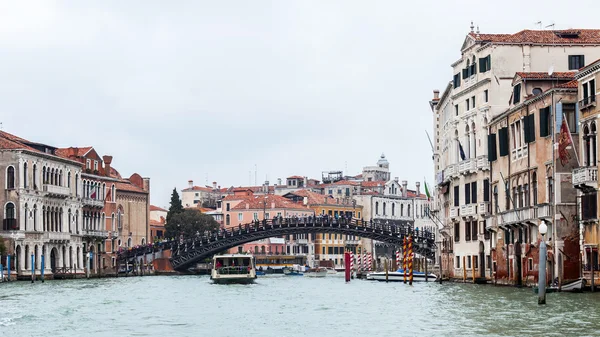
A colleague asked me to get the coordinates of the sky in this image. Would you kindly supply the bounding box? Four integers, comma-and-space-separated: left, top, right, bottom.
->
1, 0, 598, 208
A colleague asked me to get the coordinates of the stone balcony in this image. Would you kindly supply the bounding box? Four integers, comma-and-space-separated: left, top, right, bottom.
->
476, 155, 489, 170
459, 159, 477, 175
478, 202, 490, 216
43, 184, 70, 198
536, 203, 552, 219
450, 206, 459, 220
44, 232, 71, 243
81, 229, 109, 239
109, 231, 119, 238
485, 217, 496, 231
445, 164, 458, 181
460, 204, 477, 218
497, 207, 536, 227
573, 166, 598, 188
82, 197, 105, 208
296, 238, 308, 244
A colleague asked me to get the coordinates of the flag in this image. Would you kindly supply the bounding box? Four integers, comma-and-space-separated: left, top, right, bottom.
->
90, 182, 97, 199
458, 141, 466, 161
424, 179, 431, 201
558, 117, 573, 166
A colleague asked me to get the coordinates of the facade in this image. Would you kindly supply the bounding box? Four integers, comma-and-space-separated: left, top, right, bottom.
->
487, 74, 579, 285
0, 131, 85, 278
362, 153, 391, 182
431, 27, 600, 281
573, 59, 600, 286
149, 205, 167, 241
181, 180, 223, 208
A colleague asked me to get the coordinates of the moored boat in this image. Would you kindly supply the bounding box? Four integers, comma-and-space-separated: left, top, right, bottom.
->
561, 277, 586, 292
305, 267, 328, 278
366, 269, 437, 282
325, 267, 342, 277
210, 254, 257, 284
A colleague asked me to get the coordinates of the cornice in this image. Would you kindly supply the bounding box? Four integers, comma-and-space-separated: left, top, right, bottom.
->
451, 78, 491, 100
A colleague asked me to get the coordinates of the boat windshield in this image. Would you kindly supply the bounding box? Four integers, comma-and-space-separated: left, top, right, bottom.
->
214, 257, 253, 275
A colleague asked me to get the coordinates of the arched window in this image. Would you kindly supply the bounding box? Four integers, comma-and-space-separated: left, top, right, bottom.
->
111, 184, 116, 202
111, 213, 115, 231
67, 172, 71, 188
59, 170, 63, 186
225, 214, 230, 226
6, 166, 15, 189
101, 213, 105, 231
392, 203, 395, 216
592, 122, 598, 166
400, 204, 404, 216
33, 164, 37, 189
127, 238, 132, 248
375, 202, 379, 215
383, 202, 386, 215
68, 209, 72, 233
117, 209, 122, 229
24, 203, 29, 230
493, 186, 498, 213
23, 162, 28, 189
5, 202, 15, 219
407, 204, 411, 217
102, 183, 106, 200
75, 174, 79, 196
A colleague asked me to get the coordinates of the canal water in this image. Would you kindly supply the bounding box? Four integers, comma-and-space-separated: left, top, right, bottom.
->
1, 276, 599, 337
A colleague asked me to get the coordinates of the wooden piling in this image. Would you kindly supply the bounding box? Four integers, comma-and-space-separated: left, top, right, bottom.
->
463, 256, 466, 282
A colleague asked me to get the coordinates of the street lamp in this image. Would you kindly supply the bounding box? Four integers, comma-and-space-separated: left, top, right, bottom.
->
538, 220, 548, 305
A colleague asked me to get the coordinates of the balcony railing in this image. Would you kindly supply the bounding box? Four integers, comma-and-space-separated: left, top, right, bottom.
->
485, 217, 496, 230
497, 207, 536, 226
296, 239, 308, 244
82, 197, 105, 208
445, 164, 457, 181
460, 204, 477, 217
476, 156, 489, 170
2, 219, 18, 231
44, 232, 71, 242
43, 184, 71, 197
81, 229, 109, 239
573, 166, 598, 186
478, 202, 490, 216
459, 159, 477, 175
537, 204, 552, 218
579, 94, 597, 110
110, 231, 119, 238
345, 239, 360, 245
450, 207, 459, 219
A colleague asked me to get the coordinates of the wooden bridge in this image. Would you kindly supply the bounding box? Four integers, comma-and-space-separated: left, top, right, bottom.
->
117, 217, 437, 271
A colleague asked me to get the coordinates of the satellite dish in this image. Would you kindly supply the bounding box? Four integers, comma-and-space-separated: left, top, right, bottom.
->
548, 65, 554, 76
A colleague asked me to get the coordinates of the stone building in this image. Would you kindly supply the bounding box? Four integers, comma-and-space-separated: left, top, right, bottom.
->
149, 205, 167, 241
487, 73, 579, 285
0, 131, 85, 279
573, 59, 600, 286
431, 26, 600, 281
181, 180, 223, 208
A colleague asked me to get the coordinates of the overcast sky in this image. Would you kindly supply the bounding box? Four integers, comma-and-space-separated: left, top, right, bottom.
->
0, 1, 596, 208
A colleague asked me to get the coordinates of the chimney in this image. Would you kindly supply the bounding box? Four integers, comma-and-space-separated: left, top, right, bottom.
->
271, 202, 275, 209
402, 180, 408, 198
303, 196, 308, 205
103, 155, 113, 177
278, 178, 282, 185
304, 176, 308, 187
433, 90, 440, 100
213, 181, 217, 190
394, 177, 399, 183
264, 180, 269, 193
142, 177, 150, 192
188, 180, 193, 188
416, 182, 421, 196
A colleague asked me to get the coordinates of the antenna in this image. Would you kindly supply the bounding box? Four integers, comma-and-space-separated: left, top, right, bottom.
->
534, 21, 542, 29
254, 164, 257, 186
249, 171, 251, 186
545, 23, 555, 30
0, 122, 3, 131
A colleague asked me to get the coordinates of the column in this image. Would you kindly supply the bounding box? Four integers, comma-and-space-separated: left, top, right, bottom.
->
19, 246, 24, 272
36, 246, 42, 271
470, 123, 476, 158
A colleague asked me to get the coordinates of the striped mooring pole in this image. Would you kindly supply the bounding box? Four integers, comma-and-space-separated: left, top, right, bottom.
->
408, 236, 414, 285
362, 253, 367, 271
396, 250, 401, 271
368, 253, 372, 271
403, 237, 407, 284
350, 252, 354, 271
357, 253, 362, 271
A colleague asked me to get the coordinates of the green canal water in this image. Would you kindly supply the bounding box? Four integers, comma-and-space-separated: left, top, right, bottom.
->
1, 275, 599, 337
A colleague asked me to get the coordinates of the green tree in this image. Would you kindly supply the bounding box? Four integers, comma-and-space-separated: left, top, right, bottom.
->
166, 187, 184, 226
165, 209, 220, 239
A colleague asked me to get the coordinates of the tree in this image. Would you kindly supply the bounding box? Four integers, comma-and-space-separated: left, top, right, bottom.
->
165, 209, 220, 239
166, 187, 184, 225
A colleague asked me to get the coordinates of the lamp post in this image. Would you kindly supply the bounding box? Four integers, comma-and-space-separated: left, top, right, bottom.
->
538, 220, 548, 305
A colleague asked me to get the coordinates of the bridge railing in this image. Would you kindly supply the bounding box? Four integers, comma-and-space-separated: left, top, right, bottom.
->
117, 217, 436, 261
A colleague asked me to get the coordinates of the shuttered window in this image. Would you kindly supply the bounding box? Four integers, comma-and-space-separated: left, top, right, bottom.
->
479, 55, 491, 72
465, 183, 471, 204
523, 114, 536, 143
483, 179, 490, 202
539, 107, 551, 137
498, 127, 509, 156
513, 84, 521, 104
488, 133, 497, 161
454, 186, 459, 207
471, 181, 478, 203
453, 74, 461, 88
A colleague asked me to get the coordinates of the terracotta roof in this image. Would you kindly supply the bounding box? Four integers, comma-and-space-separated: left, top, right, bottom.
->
287, 175, 304, 179
469, 29, 600, 45
115, 181, 146, 193
557, 80, 579, 88
55, 146, 93, 158
285, 189, 340, 205
149, 219, 164, 227
361, 180, 387, 187
515, 72, 576, 80
0, 131, 39, 152
182, 185, 219, 192
150, 205, 167, 212
231, 194, 308, 211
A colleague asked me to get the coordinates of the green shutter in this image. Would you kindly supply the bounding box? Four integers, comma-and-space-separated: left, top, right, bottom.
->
479, 58, 486, 72
524, 114, 535, 143
539, 108, 549, 137
488, 133, 497, 161
499, 127, 509, 156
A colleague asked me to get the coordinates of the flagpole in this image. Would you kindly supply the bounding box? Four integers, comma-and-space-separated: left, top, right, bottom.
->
563, 114, 581, 167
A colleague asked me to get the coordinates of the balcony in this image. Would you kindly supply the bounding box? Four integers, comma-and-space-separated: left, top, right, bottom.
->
459, 159, 477, 175
478, 202, 490, 216
2, 219, 18, 231
44, 232, 71, 242
511, 147, 528, 161
579, 94, 597, 111
485, 217, 496, 231
445, 164, 457, 181
109, 231, 119, 238
296, 239, 308, 245
450, 206, 459, 219
345, 239, 360, 245
573, 166, 598, 188
537, 204, 552, 219
81, 230, 109, 239
43, 184, 70, 198
82, 197, 105, 208
476, 156, 489, 170
460, 204, 477, 218
436, 171, 444, 185
497, 207, 536, 227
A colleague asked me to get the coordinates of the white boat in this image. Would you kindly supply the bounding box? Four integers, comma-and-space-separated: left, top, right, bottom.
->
325, 267, 343, 277
366, 269, 437, 282
305, 267, 328, 278
561, 277, 586, 292
210, 254, 257, 284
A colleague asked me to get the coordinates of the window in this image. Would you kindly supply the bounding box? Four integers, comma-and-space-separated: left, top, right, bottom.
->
453, 73, 461, 88
375, 201, 379, 215
465, 222, 471, 241
488, 133, 497, 162
453, 186, 459, 207
93, 161, 98, 171
5, 202, 15, 219
582, 79, 596, 106
471, 96, 475, 108
392, 203, 395, 216
513, 83, 521, 104
6, 166, 15, 189
467, 256, 472, 269
465, 183, 471, 204
498, 127, 509, 156
505, 182, 510, 211
472, 221, 477, 241
484, 90, 489, 103
528, 258, 533, 271
483, 179, 490, 202
226, 214, 230, 226
226, 203, 230, 211
471, 181, 477, 203
466, 99, 470, 111
237, 213, 243, 221
568, 55, 585, 70
455, 104, 459, 116
511, 119, 523, 149
548, 176, 554, 203
473, 255, 479, 269
532, 88, 543, 96
493, 185, 498, 213
523, 114, 535, 143
563, 103, 577, 133
23, 163, 28, 188
582, 193, 597, 220
539, 107, 551, 137
86, 159, 91, 169
532, 172, 538, 205
479, 55, 491, 73
456, 256, 460, 268
383, 202, 386, 215
454, 225, 460, 242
